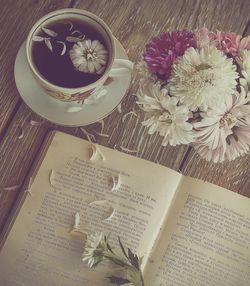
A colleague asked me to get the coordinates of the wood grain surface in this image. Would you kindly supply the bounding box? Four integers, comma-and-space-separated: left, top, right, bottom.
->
0, 0, 250, 232
0, 0, 72, 135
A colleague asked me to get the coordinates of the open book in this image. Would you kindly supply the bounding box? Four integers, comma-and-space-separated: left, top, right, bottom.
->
0, 131, 249, 286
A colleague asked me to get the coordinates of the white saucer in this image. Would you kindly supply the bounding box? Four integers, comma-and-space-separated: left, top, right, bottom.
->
14, 39, 131, 126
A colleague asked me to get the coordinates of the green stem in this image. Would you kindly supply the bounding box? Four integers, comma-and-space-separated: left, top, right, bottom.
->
104, 252, 144, 286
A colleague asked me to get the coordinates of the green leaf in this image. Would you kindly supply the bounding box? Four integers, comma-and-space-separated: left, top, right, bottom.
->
106, 256, 127, 267
107, 276, 131, 285
128, 248, 139, 269
138, 256, 144, 266
118, 237, 129, 259
127, 268, 145, 286
107, 242, 114, 254
104, 233, 111, 242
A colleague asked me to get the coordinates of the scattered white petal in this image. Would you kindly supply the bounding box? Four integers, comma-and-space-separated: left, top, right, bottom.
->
57, 41, 66, 55
71, 30, 83, 36
49, 169, 56, 187
30, 119, 43, 126
89, 199, 108, 206
122, 111, 138, 123
80, 128, 96, 143
83, 87, 107, 105
111, 174, 121, 191
93, 131, 109, 137
117, 103, 122, 113
66, 36, 83, 43
3, 185, 20, 192
44, 38, 53, 52
89, 144, 105, 161
17, 126, 24, 139
42, 27, 58, 37
89, 200, 114, 220
73, 212, 80, 229
68, 22, 74, 31
98, 120, 105, 133
66, 106, 83, 113
25, 177, 33, 196
104, 209, 116, 221
32, 35, 44, 42
120, 146, 138, 153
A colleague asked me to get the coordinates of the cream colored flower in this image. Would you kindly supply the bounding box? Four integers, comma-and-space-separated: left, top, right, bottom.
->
169, 46, 238, 111
82, 232, 104, 268
69, 39, 108, 74
137, 81, 194, 146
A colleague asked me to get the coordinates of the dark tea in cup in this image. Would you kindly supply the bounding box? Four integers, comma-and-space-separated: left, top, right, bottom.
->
31, 19, 110, 88
26, 9, 132, 102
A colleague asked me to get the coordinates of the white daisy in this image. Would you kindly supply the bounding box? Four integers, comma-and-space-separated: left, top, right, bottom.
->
194, 87, 250, 162
69, 39, 108, 74
137, 81, 194, 146
82, 232, 104, 268
169, 46, 238, 111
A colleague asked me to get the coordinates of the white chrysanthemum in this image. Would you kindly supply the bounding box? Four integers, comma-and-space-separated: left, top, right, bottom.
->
137, 81, 194, 146
237, 50, 250, 85
169, 46, 238, 111
193, 87, 250, 162
69, 39, 108, 74
82, 232, 104, 268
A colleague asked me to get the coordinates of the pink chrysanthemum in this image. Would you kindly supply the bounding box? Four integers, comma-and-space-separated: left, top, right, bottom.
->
196, 28, 250, 57
193, 87, 250, 162
144, 30, 196, 79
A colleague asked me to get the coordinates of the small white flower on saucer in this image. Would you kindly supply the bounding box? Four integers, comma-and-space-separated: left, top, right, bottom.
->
69, 39, 108, 74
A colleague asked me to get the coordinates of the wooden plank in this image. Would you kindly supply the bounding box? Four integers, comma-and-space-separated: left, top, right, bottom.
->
0, 0, 72, 136
181, 151, 250, 197
0, 105, 47, 228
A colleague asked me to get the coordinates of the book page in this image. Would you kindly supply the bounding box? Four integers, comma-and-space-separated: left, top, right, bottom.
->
0, 132, 182, 286
144, 176, 250, 286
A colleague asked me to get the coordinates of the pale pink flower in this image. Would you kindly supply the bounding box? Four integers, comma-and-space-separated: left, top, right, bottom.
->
196, 28, 250, 57
193, 87, 250, 162
195, 27, 212, 48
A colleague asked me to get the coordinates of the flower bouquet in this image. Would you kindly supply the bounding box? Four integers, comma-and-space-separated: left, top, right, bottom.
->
136, 28, 250, 163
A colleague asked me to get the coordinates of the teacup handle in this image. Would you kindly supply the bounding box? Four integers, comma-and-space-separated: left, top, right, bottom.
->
109, 59, 134, 77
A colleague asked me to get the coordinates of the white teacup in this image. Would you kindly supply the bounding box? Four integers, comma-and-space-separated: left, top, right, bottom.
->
26, 8, 133, 102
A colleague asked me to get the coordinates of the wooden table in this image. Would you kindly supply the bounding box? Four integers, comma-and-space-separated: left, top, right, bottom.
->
0, 0, 250, 234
